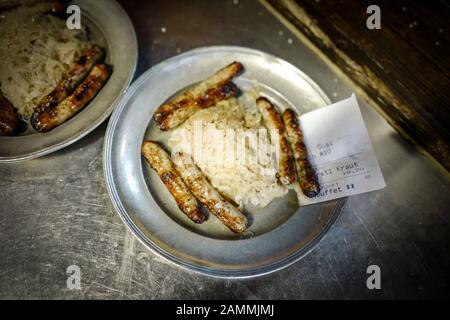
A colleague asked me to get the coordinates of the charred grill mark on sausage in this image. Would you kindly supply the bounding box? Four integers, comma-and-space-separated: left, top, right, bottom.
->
172, 152, 247, 233
283, 108, 320, 198
256, 97, 297, 186
154, 62, 244, 131
31, 63, 110, 132
31, 45, 104, 130
142, 141, 206, 223
156, 82, 239, 131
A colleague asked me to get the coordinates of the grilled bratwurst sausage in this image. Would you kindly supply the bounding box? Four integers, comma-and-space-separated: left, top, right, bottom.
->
0, 92, 21, 136
172, 152, 248, 233
256, 97, 296, 186
283, 108, 320, 198
33, 45, 104, 116
157, 82, 239, 131
142, 141, 205, 223
154, 61, 243, 131
31, 63, 110, 132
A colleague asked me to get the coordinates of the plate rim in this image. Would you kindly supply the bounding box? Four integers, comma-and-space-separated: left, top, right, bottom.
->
0, 0, 138, 163
103, 45, 347, 279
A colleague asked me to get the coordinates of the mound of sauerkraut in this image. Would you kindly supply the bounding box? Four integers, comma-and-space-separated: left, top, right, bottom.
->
168, 89, 288, 208
0, 2, 90, 125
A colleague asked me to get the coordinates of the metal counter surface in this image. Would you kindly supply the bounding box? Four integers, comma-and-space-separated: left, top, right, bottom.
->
0, 0, 449, 299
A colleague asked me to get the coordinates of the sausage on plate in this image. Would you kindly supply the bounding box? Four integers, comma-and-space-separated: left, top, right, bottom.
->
256, 97, 297, 186
33, 45, 104, 116
282, 108, 320, 198
154, 61, 243, 131
31, 63, 110, 132
172, 152, 248, 233
142, 141, 206, 223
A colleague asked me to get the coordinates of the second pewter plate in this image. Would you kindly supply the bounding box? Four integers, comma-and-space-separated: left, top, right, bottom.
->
104, 46, 346, 278
0, 0, 137, 162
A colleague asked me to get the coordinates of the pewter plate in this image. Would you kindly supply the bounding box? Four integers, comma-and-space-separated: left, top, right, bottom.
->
104, 46, 346, 278
0, 0, 137, 162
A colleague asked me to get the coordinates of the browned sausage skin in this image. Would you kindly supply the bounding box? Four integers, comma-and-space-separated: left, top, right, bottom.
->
33, 45, 104, 116
256, 97, 297, 186
282, 108, 320, 198
0, 92, 21, 136
141, 141, 205, 224
31, 63, 110, 132
156, 82, 239, 131
154, 61, 243, 131
172, 152, 247, 233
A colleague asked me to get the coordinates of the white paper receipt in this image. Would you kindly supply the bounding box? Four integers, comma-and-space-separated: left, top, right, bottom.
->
297, 94, 386, 205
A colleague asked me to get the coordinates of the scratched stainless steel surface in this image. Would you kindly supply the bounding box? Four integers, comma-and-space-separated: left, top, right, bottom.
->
0, 0, 449, 299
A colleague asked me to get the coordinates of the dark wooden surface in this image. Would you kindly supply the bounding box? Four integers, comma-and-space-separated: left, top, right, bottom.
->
267, 0, 450, 172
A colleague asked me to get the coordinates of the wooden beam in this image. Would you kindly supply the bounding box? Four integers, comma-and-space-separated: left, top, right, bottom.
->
262, 0, 450, 173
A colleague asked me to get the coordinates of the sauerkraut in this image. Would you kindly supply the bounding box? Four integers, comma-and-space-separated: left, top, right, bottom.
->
0, 2, 90, 126
168, 89, 288, 208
